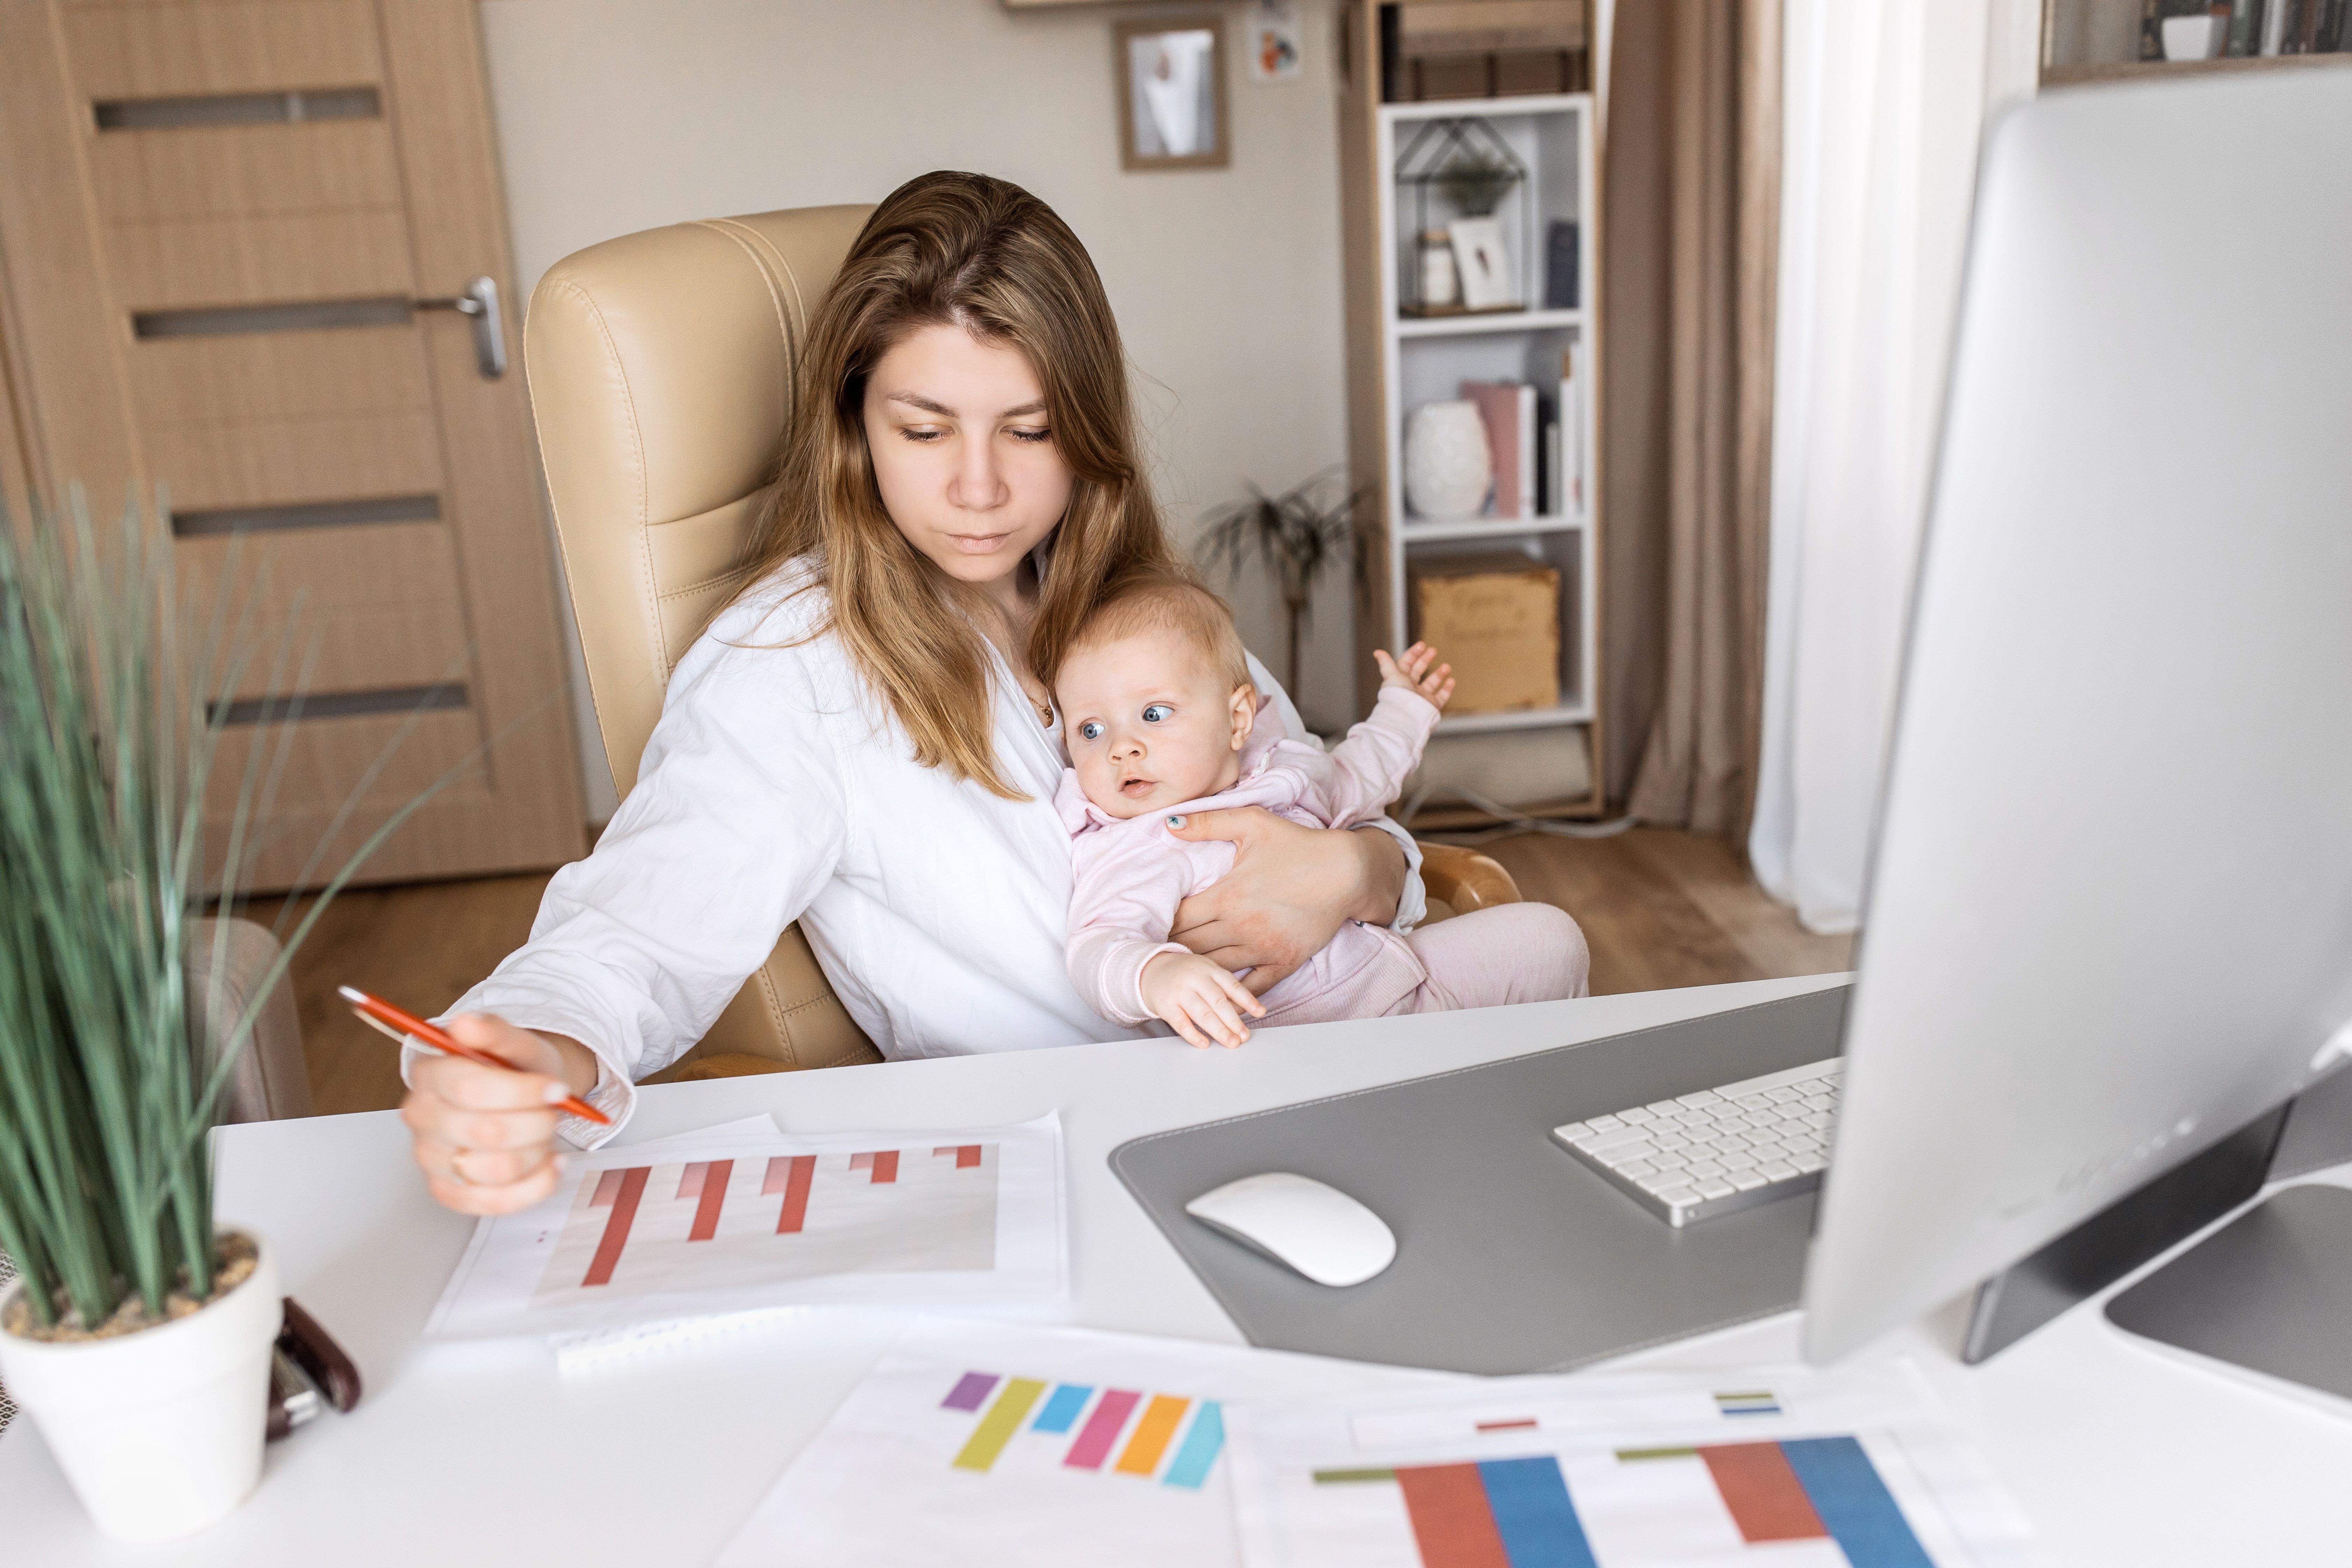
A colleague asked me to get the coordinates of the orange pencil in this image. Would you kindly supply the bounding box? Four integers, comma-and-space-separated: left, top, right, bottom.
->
337, 985, 612, 1126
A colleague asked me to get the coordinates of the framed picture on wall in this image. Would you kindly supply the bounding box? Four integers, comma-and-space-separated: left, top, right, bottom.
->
1115, 14, 1229, 171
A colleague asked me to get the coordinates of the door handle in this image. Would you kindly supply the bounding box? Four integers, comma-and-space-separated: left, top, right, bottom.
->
414, 276, 506, 379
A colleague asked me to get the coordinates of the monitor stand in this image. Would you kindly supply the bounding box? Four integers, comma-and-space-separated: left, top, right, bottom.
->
2102, 1183, 2352, 1417
1960, 1062, 2352, 1365
1960, 1104, 2286, 1363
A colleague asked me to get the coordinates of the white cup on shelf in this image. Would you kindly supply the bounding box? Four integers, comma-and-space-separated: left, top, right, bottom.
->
2161, 14, 2225, 60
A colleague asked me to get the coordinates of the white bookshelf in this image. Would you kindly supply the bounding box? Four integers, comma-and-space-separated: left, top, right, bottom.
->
1351, 90, 1603, 802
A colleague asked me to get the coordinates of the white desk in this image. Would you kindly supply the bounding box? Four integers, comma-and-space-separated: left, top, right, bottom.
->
4, 974, 2346, 1563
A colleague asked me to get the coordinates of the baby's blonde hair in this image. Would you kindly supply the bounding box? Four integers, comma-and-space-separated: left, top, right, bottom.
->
1054, 573, 1253, 695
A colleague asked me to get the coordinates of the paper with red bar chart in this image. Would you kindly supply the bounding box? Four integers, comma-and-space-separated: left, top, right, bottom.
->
713, 1320, 1459, 1567
424, 1114, 1065, 1339
1225, 1363, 2037, 1568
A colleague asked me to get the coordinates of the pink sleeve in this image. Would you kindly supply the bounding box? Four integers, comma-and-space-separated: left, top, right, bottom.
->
1290, 687, 1441, 828
1065, 829, 1200, 1027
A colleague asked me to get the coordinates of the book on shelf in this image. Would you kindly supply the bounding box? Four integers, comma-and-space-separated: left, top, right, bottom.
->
2307, 0, 2350, 50
1460, 380, 1536, 520
2223, 0, 2351, 53
1539, 343, 1586, 517
2262, 0, 2291, 54
1543, 219, 1579, 309
2228, 0, 2262, 56
1540, 394, 1560, 518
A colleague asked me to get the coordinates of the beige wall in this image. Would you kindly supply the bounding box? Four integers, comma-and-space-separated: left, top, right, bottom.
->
478, 0, 1358, 818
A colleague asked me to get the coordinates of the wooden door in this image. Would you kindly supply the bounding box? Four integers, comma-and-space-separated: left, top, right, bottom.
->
0, 0, 585, 890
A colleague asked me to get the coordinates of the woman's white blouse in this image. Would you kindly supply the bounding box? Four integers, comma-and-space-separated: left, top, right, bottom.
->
433, 568, 1424, 1144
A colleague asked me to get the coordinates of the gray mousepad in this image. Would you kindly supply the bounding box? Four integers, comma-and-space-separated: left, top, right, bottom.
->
1109, 986, 1849, 1375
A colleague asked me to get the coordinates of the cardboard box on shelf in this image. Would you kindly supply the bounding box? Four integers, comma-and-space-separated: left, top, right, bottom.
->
1390, 0, 1592, 100
1408, 552, 1561, 714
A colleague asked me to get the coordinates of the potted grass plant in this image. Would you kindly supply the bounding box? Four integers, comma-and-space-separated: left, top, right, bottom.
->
0, 499, 441, 1541
1197, 467, 1369, 704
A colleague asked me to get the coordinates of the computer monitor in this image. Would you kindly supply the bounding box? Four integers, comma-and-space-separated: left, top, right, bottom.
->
1800, 69, 2352, 1365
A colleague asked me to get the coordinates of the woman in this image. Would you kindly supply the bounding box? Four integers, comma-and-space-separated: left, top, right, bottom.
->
401, 173, 1423, 1216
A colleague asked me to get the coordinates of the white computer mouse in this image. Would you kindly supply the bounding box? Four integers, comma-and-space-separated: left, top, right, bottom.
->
1183, 1171, 1397, 1287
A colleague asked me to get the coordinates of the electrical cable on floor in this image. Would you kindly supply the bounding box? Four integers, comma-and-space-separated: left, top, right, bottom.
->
1400, 783, 1639, 845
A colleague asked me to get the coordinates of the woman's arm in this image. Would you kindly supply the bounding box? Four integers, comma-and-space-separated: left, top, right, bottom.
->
399, 593, 849, 1210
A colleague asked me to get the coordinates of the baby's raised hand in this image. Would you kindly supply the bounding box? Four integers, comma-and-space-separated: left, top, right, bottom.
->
1140, 952, 1268, 1049
1373, 642, 1456, 711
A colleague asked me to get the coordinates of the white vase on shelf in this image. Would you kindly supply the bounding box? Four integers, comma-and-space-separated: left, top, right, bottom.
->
1403, 400, 1492, 520
2160, 15, 2224, 59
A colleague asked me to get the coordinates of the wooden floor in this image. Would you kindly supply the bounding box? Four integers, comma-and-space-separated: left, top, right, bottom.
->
1476, 828, 1854, 996
249, 828, 1854, 1118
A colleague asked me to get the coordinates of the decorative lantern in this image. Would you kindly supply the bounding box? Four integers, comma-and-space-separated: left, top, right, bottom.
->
1393, 117, 1529, 317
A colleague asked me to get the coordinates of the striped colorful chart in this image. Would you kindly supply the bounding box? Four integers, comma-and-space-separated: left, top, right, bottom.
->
1313, 1434, 1932, 1568
578, 1144, 986, 1289
941, 1370, 1225, 1489
1614, 1437, 1933, 1567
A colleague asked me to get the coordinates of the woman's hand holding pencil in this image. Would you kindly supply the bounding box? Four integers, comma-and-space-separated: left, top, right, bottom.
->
352, 988, 610, 1217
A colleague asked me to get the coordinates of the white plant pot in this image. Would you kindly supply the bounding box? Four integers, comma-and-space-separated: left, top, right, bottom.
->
2161, 15, 2224, 59
0, 1234, 280, 1542
1403, 399, 1493, 520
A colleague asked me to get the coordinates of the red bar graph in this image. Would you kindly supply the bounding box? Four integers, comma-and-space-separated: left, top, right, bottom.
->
848, 1150, 902, 1182
768, 1154, 816, 1233
563, 1140, 1000, 1300
583, 1166, 649, 1287
687, 1158, 732, 1241
1395, 1464, 1513, 1568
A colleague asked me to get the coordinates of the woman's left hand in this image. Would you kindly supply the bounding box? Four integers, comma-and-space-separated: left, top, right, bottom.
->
1167, 808, 1407, 995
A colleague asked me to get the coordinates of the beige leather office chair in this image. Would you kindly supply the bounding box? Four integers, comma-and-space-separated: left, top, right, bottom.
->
524, 206, 1519, 1082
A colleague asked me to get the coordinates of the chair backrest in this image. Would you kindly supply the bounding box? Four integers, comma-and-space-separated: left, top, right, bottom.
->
524, 207, 881, 1073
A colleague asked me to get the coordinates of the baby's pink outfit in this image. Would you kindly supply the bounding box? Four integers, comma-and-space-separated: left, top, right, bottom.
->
1057, 687, 1590, 1029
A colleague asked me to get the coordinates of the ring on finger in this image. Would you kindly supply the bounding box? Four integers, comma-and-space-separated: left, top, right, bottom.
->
448, 1146, 478, 1187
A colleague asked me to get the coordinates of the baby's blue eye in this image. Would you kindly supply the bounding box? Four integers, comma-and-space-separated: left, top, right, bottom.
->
1142, 704, 1173, 723
1078, 720, 1105, 741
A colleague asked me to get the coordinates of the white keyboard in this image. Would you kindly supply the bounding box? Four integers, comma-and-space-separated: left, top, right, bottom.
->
1549, 1058, 1841, 1228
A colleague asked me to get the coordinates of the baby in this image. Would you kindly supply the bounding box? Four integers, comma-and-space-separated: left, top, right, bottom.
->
1052, 577, 1590, 1049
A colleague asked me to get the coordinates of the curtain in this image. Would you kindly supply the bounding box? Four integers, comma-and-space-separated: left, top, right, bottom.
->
1597, 0, 1779, 836
1745, 0, 2038, 933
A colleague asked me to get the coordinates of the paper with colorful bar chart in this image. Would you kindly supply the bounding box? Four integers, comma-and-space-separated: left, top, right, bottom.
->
424, 1114, 1065, 1339
1226, 1362, 2036, 1568
713, 1320, 1458, 1567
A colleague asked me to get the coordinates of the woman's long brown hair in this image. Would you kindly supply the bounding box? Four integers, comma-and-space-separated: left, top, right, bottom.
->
735, 171, 1188, 799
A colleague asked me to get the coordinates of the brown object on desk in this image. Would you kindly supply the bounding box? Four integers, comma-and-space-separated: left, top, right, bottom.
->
266, 1296, 362, 1442
279, 1298, 362, 1415
1409, 553, 1562, 715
